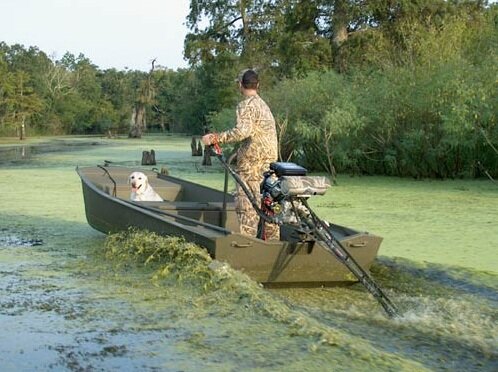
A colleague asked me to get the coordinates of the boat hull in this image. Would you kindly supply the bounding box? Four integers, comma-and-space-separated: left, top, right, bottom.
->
77, 166, 382, 286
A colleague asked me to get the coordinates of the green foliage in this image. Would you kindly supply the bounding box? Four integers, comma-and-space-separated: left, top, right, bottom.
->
266, 71, 363, 177
261, 3, 497, 178
1, 1, 496, 178
207, 107, 236, 133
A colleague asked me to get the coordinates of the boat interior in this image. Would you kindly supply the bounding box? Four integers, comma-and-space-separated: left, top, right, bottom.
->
80, 165, 360, 241
80, 166, 241, 232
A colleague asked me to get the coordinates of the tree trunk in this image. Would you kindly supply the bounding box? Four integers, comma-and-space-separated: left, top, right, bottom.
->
331, 0, 349, 73
129, 104, 146, 138
129, 59, 156, 138
239, 0, 250, 58
20, 117, 26, 140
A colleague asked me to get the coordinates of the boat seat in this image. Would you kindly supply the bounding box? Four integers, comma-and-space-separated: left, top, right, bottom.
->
138, 200, 234, 211
135, 201, 239, 232
102, 183, 183, 201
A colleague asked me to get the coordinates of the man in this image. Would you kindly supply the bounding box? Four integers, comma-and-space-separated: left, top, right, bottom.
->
202, 69, 279, 239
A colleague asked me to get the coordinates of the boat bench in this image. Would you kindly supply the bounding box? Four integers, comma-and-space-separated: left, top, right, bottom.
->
102, 183, 184, 201
137, 201, 240, 232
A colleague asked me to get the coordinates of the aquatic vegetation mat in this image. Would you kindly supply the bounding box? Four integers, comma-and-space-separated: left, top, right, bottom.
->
102, 229, 497, 370
1, 135, 496, 370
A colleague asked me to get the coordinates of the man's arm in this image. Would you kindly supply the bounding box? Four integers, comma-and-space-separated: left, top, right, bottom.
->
218, 101, 254, 144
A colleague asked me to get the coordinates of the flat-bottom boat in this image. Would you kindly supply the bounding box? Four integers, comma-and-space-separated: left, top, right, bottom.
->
77, 165, 383, 287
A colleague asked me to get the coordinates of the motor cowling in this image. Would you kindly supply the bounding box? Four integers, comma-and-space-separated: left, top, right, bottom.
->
260, 162, 331, 224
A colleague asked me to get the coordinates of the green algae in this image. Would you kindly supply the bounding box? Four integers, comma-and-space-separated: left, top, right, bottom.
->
102, 229, 432, 371
310, 175, 498, 273
101, 229, 496, 371
0, 135, 496, 370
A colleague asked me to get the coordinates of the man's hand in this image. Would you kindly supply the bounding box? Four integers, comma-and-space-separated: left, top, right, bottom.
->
201, 133, 216, 146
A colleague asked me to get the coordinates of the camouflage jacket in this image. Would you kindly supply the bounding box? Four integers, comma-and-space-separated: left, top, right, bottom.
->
218, 94, 278, 178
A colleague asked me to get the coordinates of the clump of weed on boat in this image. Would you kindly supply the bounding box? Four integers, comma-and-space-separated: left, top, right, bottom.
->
104, 228, 214, 286
102, 229, 429, 369
103, 230, 349, 346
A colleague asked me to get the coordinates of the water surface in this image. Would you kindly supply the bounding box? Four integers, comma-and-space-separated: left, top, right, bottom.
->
0, 135, 496, 371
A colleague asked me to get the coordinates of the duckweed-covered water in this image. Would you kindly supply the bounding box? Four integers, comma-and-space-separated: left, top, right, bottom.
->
0, 135, 497, 371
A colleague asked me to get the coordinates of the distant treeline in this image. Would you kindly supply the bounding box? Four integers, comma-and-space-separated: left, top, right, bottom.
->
1, 0, 497, 178
0, 45, 200, 136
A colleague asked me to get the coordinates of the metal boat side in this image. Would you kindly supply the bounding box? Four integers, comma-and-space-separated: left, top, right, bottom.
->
77, 166, 382, 286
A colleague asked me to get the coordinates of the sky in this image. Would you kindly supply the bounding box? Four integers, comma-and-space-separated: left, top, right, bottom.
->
0, 0, 191, 71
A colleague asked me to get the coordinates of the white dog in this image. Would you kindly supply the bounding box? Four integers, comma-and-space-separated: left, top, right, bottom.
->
128, 171, 163, 201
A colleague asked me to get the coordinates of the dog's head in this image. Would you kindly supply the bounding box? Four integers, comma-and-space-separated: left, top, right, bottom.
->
128, 172, 149, 194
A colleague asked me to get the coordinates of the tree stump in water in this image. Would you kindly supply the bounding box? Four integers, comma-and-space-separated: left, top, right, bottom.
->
142, 149, 156, 165
191, 137, 204, 156
201, 145, 212, 166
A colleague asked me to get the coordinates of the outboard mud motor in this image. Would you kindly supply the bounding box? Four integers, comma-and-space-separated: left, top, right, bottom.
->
256, 162, 398, 318
211, 147, 399, 318
259, 162, 330, 227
